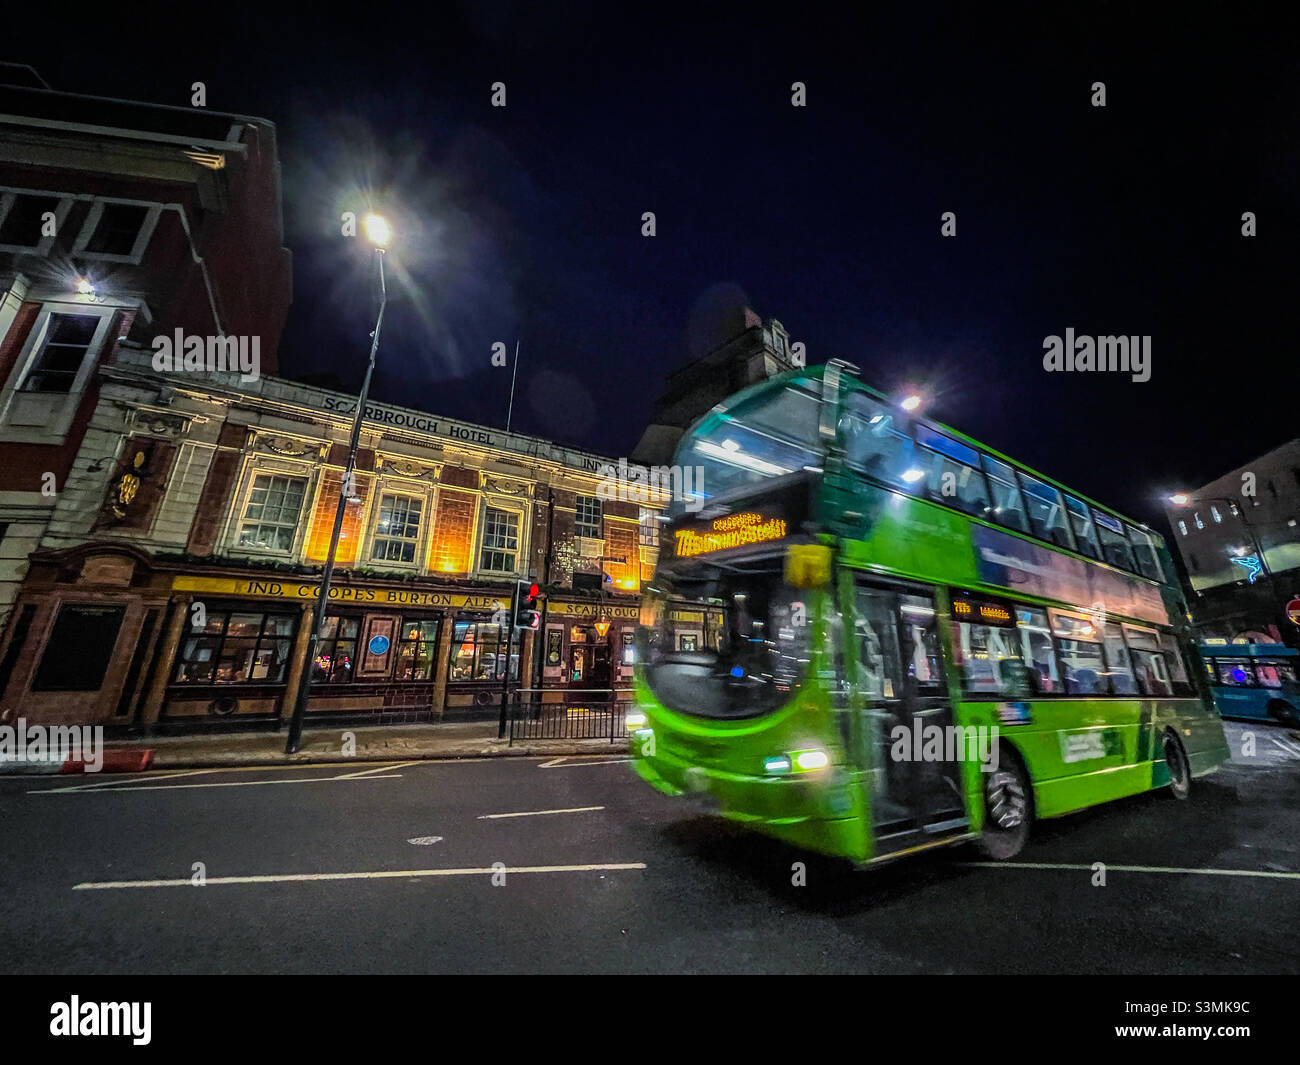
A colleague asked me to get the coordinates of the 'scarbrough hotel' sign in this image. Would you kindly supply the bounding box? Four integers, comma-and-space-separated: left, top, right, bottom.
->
0, 359, 664, 730
313, 389, 611, 474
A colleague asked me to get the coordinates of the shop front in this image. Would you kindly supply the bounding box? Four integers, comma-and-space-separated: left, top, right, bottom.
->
537, 598, 640, 709
156, 575, 513, 728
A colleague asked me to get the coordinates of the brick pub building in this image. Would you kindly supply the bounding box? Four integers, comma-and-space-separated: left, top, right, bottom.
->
0, 68, 661, 731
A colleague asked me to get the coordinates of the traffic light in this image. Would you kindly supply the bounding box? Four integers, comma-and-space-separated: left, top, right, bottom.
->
513, 580, 542, 630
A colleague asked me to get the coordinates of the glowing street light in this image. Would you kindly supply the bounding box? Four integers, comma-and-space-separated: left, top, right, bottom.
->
1168, 493, 1190, 505
75, 276, 95, 296
362, 212, 392, 249
900, 394, 922, 412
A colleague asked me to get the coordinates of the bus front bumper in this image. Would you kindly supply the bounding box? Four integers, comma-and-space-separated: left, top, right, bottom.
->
632, 748, 869, 861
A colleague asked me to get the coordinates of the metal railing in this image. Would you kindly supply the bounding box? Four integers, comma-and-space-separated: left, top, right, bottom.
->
507, 688, 634, 745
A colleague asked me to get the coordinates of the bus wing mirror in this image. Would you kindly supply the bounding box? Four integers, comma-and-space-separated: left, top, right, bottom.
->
785, 544, 832, 588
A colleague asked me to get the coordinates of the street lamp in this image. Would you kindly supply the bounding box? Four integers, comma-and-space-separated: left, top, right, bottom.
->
285, 214, 392, 754
900, 393, 922, 412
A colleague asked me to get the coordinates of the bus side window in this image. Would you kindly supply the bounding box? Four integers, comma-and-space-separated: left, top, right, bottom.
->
1159, 633, 1195, 697
1016, 607, 1059, 694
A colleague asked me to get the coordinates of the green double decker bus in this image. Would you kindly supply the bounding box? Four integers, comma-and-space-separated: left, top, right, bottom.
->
629, 361, 1229, 864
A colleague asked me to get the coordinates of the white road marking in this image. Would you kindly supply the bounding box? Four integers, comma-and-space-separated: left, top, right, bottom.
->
538, 757, 632, 769
73, 862, 648, 890
30, 768, 224, 793
334, 761, 421, 778
960, 861, 1300, 881
31, 774, 402, 794
407, 836, 443, 846
477, 806, 605, 820
1269, 736, 1300, 759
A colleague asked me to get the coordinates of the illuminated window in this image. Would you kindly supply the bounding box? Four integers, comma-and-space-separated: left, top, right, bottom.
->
576, 495, 602, 539
1210, 505, 1222, 523
372, 493, 423, 563
312, 615, 360, 684
639, 507, 659, 548
479, 507, 520, 573
448, 621, 518, 682
1177, 520, 1187, 536
397, 618, 440, 681
174, 609, 297, 684
238, 474, 307, 552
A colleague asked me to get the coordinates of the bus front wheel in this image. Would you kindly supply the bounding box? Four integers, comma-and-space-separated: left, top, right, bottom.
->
1162, 730, 1191, 800
977, 745, 1032, 860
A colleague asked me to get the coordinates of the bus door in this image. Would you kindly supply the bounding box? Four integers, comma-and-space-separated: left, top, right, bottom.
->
852, 581, 969, 855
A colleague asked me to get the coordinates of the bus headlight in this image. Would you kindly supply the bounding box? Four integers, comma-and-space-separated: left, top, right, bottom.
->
763, 749, 830, 775
792, 749, 829, 771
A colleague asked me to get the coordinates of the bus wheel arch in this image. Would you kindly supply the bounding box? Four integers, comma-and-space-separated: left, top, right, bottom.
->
976, 739, 1034, 860
1160, 728, 1192, 800
1266, 699, 1300, 727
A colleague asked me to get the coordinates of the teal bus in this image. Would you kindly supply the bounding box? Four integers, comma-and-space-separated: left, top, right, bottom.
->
1198, 642, 1300, 726
629, 361, 1230, 864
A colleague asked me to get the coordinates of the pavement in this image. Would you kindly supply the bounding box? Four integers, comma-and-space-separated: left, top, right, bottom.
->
115, 721, 629, 769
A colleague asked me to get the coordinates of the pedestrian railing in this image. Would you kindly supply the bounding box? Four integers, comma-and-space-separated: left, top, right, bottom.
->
507, 688, 634, 745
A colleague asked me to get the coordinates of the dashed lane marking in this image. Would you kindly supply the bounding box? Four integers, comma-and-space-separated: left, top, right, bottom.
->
538, 757, 632, 769
960, 861, 1300, 881
477, 806, 605, 819
73, 862, 648, 890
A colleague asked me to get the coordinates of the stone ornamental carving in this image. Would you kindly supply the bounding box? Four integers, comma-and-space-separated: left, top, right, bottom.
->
257, 435, 323, 459
483, 476, 530, 496
379, 457, 439, 480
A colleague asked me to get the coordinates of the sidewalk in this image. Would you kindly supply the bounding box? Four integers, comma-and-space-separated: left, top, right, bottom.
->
121, 722, 629, 769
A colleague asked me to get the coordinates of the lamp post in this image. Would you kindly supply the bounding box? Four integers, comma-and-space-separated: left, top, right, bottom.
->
285, 214, 392, 754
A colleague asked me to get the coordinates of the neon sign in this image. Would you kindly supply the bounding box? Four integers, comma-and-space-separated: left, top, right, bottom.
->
673, 512, 789, 558
1229, 555, 1263, 584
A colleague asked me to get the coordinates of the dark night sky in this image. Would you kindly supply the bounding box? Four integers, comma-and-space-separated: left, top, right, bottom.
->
7, 3, 1296, 529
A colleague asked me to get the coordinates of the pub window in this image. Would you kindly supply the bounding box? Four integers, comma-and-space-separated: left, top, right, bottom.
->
20, 313, 103, 394
622, 630, 635, 664
575, 496, 602, 539
312, 615, 360, 684
237, 474, 307, 552
31, 604, 125, 692
397, 618, 440, 681
0, 191, 64, 251
447, 620, 519, 682
75, 200, 157, 261
372, 492, 424, 563
479, 507, 520, 573
638, 507, 659, 548
174, 608, 297, 684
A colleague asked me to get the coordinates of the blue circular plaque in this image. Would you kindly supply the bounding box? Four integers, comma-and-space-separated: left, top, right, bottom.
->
368, 634, 391, 655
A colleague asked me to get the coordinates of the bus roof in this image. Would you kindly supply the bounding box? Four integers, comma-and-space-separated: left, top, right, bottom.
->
1197, 642, 1298, 657
709, 363, 1164, 544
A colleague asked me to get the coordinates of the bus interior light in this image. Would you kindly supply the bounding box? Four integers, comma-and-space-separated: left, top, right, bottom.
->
901, 468, 926, 483
625, 711, 648, 728
764, 756, 793, 775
